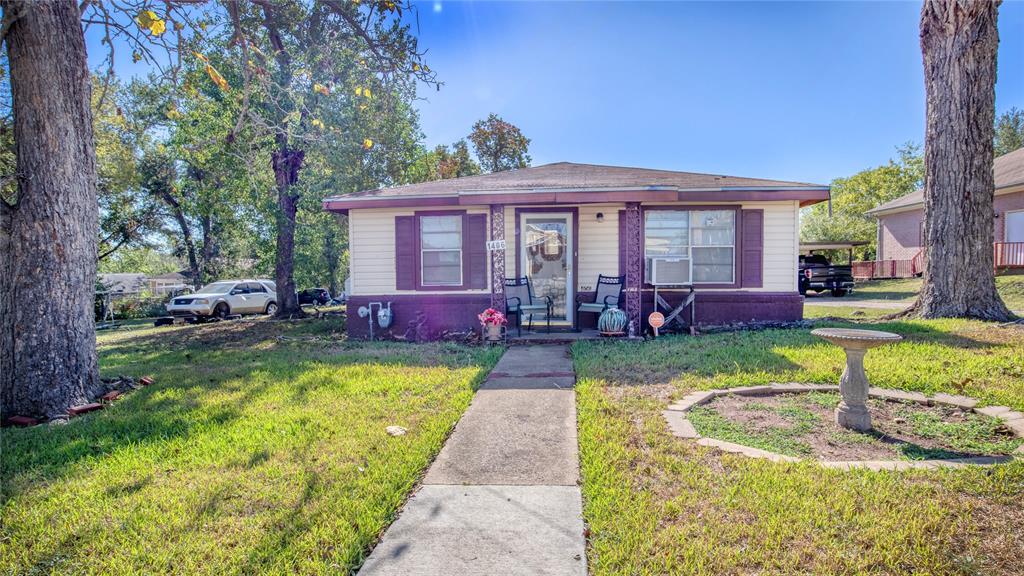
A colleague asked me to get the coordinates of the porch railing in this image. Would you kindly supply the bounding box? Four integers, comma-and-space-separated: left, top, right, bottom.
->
852, 250, 924, 280
995, 242, 1024, 268
854, 242, 1024, 280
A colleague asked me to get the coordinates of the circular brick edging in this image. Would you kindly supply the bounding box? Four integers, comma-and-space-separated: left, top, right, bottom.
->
661, 383, 1024, 470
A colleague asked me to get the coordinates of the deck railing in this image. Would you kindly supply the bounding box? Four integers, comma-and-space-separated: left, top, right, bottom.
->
852, 250, 924, 280
994, 242, 1024, 268
854, 243, 1024, 280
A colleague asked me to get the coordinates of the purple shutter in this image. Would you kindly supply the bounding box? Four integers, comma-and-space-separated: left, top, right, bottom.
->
395, 215, 416, 290
618, 210, 627, 276
740, 209, 763, 288
466, 214, 488, 289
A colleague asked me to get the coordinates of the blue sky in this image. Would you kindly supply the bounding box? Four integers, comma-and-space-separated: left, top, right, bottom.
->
86, 1, 1024, 186
409, 1, 1024, 184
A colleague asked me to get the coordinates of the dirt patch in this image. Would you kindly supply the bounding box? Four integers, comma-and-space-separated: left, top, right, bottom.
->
693, 392, 1022, 461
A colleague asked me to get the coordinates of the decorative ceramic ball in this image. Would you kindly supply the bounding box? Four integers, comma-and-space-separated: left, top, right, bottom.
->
598, 307, 628, 334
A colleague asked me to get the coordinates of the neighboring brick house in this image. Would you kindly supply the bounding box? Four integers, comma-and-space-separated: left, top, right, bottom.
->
865, 147, 1024, 267
323, 162, 831, 339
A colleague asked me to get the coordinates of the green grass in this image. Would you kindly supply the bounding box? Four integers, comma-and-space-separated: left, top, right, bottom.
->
826, 275, 1024, 309
574, 317, 1024, 575
0, 319, 501, 574
898, 408, 1021, 457
687, 405, 816, 457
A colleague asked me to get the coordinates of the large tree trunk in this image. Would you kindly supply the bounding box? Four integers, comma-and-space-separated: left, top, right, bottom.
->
272, 147, 303, 316
1, 0, 99, 419
162, 193, 201, 286
914, 0, 1011, 320
259, 3, 303, 318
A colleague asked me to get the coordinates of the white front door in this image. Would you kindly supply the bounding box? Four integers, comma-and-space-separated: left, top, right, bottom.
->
520, 213, 573, 325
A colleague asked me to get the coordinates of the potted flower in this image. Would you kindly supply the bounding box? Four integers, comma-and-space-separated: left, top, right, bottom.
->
478, 308, 507, 342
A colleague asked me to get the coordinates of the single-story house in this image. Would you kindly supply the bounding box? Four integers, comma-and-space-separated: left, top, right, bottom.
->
97, 273, 147, 294
865, 147, 1024, 268
324, 162, 830, 339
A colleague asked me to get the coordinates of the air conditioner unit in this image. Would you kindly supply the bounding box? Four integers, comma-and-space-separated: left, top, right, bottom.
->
651, 257, 690, 286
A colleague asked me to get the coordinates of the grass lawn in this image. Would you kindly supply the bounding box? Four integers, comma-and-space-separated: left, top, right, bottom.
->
810, 275, 1024, 309
574, 317, 1024, 575
1, 318, 501, 574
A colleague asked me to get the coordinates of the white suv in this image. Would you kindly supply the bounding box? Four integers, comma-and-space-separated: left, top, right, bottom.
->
166, 279, 278, 319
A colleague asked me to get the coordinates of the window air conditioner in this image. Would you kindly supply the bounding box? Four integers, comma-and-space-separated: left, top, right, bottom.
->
651, 257, 690, 286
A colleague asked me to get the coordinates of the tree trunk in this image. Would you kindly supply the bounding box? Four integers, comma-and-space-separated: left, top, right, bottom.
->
272, 147, 303, 316
162, 193, 201, 287
1, 0, 99, 419
914, 0, 1012, 320
200, 213, 215, 285
260, 2, 303, 318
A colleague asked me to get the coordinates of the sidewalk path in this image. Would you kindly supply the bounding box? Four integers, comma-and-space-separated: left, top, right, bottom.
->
359, 345, 586, 576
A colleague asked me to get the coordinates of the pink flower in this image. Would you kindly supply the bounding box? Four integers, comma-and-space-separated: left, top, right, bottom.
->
478, 308, 507, 326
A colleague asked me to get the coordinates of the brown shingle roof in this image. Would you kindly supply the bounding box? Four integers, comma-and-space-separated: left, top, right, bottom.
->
867, 147, 1024, 216
325, 162, 827, 202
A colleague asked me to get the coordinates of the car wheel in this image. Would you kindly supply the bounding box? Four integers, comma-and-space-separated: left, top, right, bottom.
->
266, 302, 278, 315
831, 289, 847, 297
214, 303, 230, 319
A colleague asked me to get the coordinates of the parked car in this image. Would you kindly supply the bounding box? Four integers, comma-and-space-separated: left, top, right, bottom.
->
799, 254, 855, 297
166, 279, 278, 319
298, 288, 332, 306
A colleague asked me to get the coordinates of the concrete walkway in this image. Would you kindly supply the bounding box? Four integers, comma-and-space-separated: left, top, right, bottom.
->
359, 345, 586, 576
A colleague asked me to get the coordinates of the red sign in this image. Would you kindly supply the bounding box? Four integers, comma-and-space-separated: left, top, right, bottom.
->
648, 312, 665, 329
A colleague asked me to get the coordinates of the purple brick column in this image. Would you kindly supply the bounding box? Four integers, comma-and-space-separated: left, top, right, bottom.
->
490, 204, 505, 310
624, 202, 642, 331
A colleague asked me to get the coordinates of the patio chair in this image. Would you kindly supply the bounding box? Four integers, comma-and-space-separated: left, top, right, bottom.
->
574, 274, 624, 331
504, 276, 553, 336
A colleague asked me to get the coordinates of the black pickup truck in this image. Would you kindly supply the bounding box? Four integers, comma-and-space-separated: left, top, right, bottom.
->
799, 254, 855, 297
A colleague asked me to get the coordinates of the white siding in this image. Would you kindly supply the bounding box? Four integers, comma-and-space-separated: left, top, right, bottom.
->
348, 207, 489, 295
349, 200, 799, 296
577, 204, 621, 290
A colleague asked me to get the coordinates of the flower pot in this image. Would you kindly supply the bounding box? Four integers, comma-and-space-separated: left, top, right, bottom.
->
484, 323, 503, 342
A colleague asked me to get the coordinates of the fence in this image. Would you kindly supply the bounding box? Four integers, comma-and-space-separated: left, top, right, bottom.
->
854, 243, 1024, 280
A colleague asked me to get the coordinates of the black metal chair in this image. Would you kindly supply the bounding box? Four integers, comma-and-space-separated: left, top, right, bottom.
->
574, 274, 625, 331
504, 276, 553, 336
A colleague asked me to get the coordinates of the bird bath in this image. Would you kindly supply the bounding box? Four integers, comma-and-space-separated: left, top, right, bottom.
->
811, 328, 903, 431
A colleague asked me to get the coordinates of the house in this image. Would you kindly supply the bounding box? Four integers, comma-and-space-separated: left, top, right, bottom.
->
863, 147, 1024, 276
146, 271, 191, 294
97, 273, 147, 294
323, 162, 830, 339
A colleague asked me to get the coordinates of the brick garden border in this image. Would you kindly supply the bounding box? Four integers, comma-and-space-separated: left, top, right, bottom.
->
662, 384, 1024, 470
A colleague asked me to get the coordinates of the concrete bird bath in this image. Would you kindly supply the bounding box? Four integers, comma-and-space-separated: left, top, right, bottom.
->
811, 328, 903, 431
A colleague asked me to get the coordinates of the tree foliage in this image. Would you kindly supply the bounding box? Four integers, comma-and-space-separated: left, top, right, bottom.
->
994, 107, 1024, 156
800, 143, 923, 260
468, 113, 531, 173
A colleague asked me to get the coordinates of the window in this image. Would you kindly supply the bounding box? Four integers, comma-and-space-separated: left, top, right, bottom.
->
246, 282, 266, 294
420, 215, 463, 286
644, 209, 736, 284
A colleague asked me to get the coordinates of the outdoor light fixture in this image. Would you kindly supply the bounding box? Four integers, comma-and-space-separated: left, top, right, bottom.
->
596, 212, 605, 223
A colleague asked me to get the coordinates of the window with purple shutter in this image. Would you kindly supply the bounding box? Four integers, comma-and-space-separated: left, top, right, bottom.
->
396, 210, 488, 291
740, 209, 763, 288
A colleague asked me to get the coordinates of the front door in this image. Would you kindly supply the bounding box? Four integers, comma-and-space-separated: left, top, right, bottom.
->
520, 213, 573, 325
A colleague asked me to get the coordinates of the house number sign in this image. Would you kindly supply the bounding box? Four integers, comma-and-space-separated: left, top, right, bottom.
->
486, 239, 507, 251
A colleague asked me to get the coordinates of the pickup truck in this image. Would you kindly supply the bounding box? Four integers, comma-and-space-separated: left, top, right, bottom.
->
799, 254, 855, 297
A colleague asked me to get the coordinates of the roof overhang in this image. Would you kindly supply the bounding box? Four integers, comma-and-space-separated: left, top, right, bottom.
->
323, 186, 831, 213
866, 182, 1024, 218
